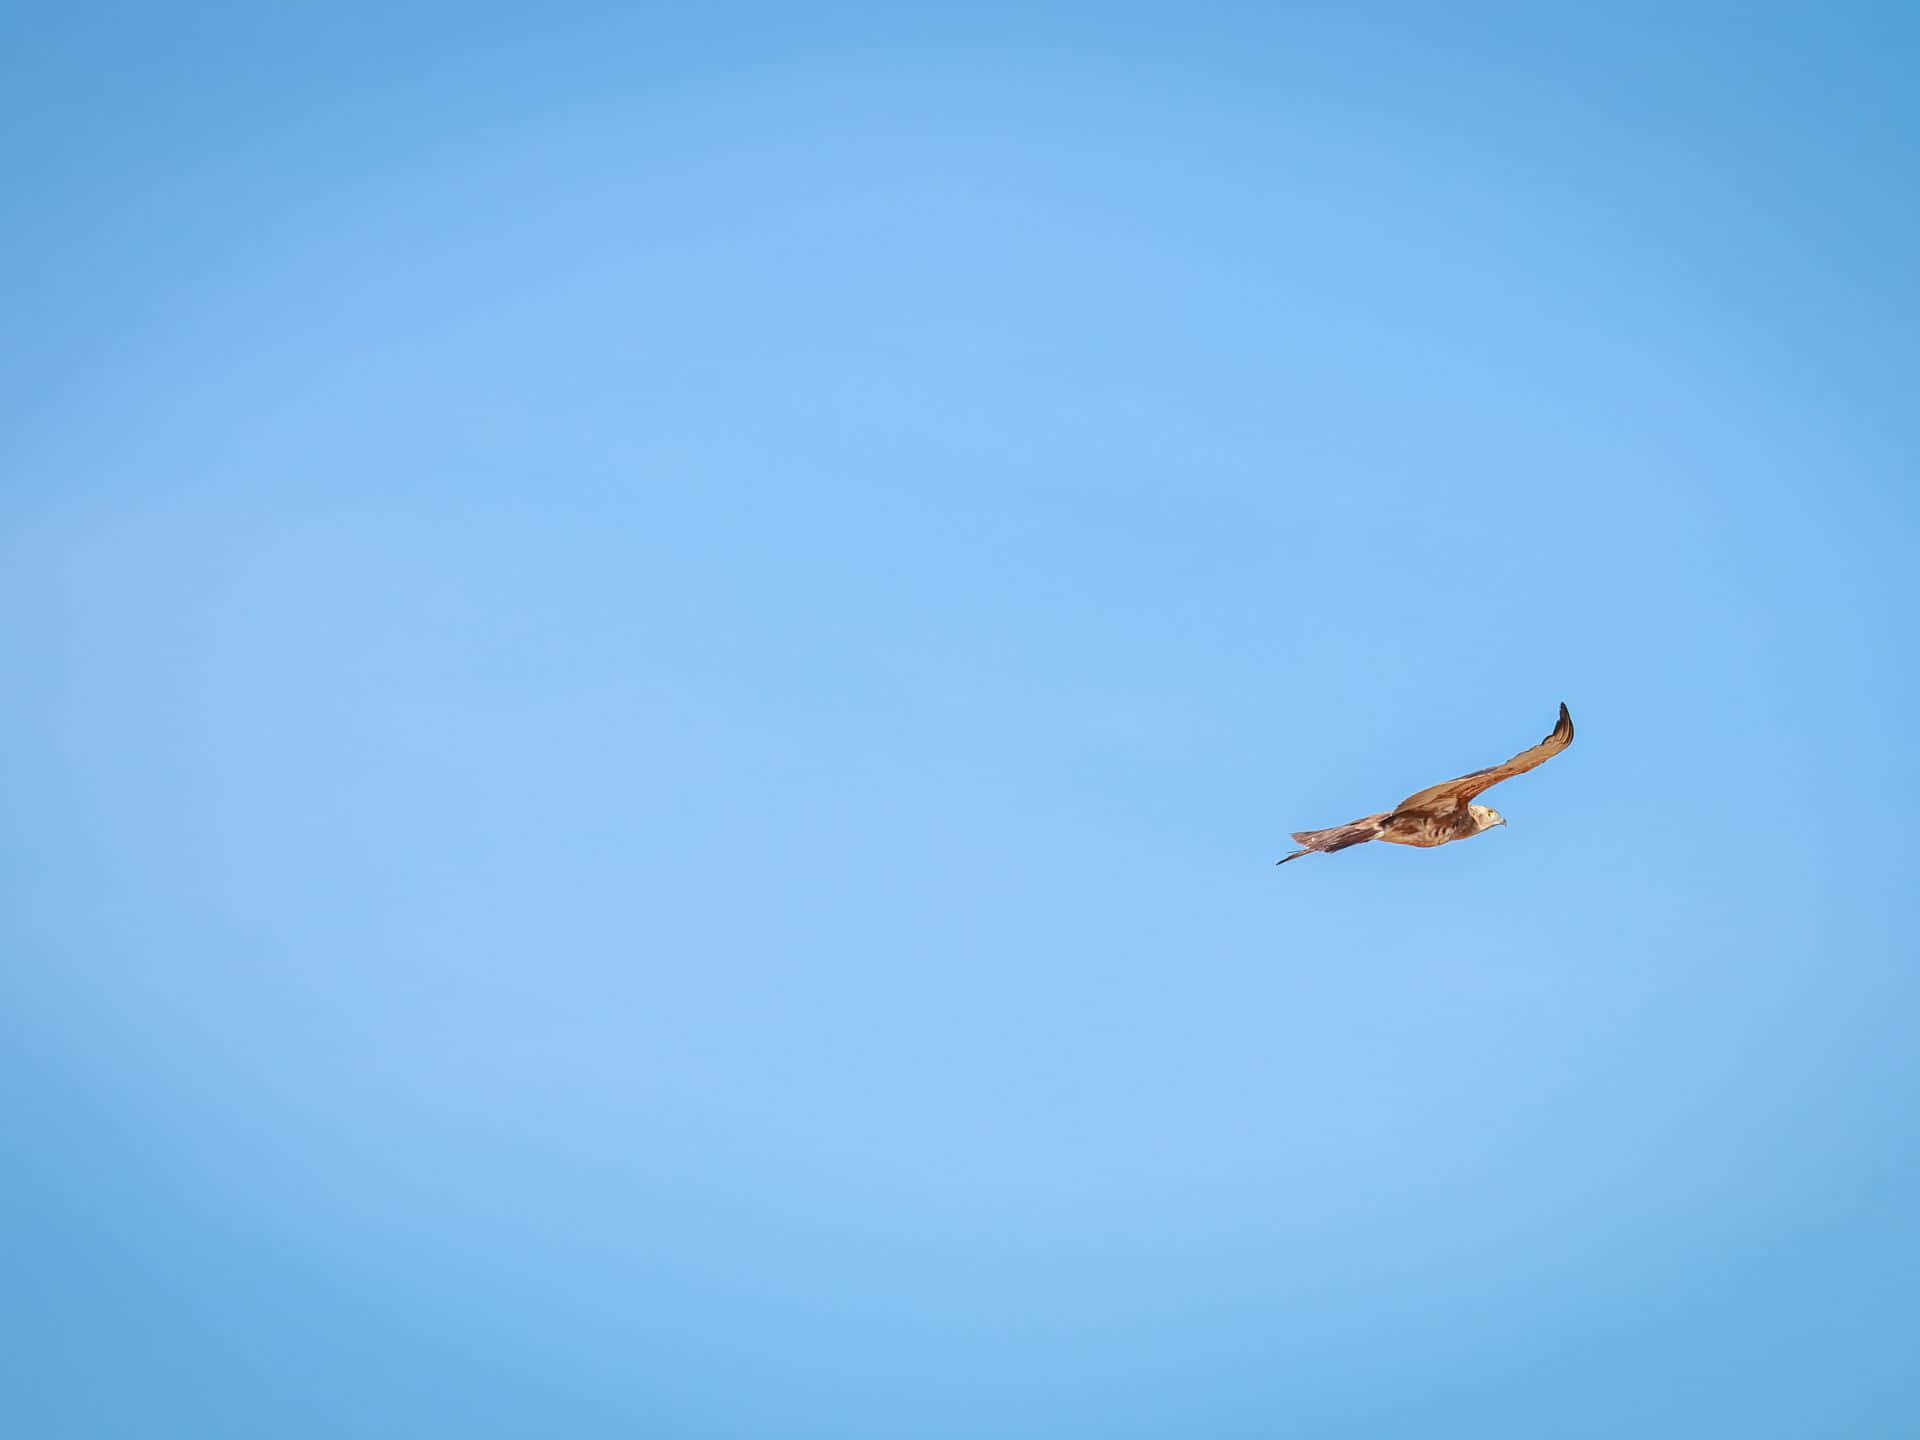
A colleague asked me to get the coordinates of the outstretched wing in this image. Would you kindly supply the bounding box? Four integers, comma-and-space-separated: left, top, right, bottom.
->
1392, 703, 1574, 816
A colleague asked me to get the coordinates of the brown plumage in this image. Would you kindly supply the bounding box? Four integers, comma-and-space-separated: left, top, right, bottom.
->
1277, 703, 1574, 865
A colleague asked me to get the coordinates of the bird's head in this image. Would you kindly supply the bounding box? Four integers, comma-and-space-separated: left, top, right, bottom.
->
1469, 805, 1508, 831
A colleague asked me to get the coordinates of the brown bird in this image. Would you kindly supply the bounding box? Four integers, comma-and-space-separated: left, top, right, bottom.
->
1277, 703, 1574, 865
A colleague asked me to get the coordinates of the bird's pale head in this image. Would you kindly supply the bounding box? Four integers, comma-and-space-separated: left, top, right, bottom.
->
1469, 805, 1508, 831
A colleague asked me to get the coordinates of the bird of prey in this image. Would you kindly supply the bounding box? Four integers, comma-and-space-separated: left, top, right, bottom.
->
1277, 703, 1574, 865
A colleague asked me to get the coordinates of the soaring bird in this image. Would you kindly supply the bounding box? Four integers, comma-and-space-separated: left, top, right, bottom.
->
1277, 703, 1574, 865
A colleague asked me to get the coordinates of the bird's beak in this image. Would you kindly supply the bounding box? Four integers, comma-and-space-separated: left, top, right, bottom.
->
1500, 818, 1510, 827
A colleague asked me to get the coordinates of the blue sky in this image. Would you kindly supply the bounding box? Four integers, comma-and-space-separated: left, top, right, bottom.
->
5, 3, 1917, 1435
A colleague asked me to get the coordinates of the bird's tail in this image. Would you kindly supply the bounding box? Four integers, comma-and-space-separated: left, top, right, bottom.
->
1276, 812, 1391, 865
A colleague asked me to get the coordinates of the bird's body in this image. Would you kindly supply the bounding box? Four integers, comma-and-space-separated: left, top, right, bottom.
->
1277, 704, 1573, 865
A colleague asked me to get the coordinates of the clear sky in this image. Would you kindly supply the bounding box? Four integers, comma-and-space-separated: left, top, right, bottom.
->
5, 3, 1917, 1435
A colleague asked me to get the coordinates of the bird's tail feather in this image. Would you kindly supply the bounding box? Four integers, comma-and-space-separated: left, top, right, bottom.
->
1277, 812, 1391, 864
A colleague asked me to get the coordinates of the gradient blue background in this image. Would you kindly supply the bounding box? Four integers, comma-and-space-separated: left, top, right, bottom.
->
6, 3, 1917, 1435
